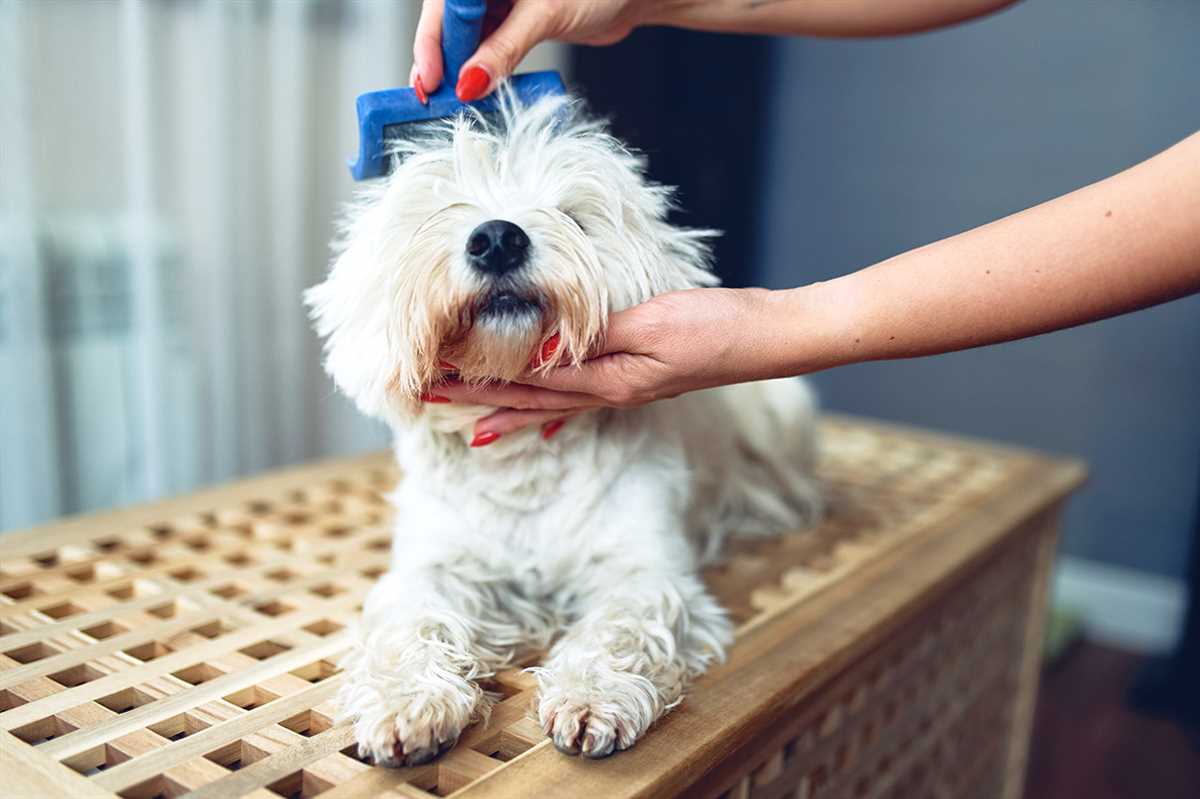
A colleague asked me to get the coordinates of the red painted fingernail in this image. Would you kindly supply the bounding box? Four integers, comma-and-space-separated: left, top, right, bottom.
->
470, 431, 500, 448
421, 393, 451, 403
413, 74, 428, 106
542, 420, 565, 440
532, 332, 560, 368
438, 359, 457, 370
456, 66, 490, 102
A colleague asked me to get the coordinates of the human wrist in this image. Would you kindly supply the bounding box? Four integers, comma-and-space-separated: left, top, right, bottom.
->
761, 279, 863, 377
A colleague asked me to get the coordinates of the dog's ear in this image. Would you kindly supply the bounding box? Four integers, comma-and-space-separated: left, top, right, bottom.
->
305, 237, 401, 421
614, 215, 721, 303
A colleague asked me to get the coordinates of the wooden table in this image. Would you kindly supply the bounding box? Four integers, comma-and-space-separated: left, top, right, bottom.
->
0, 416, 1084, 798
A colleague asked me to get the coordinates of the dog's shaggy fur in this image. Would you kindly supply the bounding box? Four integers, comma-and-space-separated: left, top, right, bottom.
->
306, 90, 822, 765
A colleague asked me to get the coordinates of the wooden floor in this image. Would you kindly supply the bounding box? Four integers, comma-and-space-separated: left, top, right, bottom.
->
1025, 641, 1200, 799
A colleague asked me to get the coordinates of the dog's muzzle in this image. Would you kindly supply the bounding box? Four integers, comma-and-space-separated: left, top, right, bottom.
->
466, 219, 541, 320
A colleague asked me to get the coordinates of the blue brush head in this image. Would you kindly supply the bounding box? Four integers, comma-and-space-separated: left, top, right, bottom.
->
348, 0, 566, 181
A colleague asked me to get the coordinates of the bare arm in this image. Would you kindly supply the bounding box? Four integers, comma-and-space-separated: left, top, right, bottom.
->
646, 0, 1021, 38
436, 131, 1200, 440
770, 129, 1200, 375
414, 0, 1017, 100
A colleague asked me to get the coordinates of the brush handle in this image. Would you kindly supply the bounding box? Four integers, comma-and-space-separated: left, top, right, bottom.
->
348, 0, 564, 180
442, 0, 486, 91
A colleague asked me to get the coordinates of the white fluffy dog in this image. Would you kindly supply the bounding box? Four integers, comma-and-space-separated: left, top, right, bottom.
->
306, 90, 822, 766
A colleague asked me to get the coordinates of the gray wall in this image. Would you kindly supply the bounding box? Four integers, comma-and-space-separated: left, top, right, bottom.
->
756, 0, 1200, 578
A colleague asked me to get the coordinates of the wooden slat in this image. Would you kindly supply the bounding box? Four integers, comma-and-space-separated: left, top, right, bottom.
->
37, 637, 349, 760
0, 729, 116, 799
178, 725, 357, 799
94, 678, 341, 792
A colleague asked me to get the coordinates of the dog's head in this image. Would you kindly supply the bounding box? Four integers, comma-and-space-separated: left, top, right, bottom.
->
307, 90, 716, 421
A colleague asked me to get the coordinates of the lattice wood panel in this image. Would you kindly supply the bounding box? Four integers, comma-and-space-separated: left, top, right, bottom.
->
704, 528, 1051, 799
0, 417, 1082, 798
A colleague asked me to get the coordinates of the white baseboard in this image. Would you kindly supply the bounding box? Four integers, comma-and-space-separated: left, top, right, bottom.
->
1052, 556, 1187, 654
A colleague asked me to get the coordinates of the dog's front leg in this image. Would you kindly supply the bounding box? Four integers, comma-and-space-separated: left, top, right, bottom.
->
338, 563, 518, 767
535, 568, 733, 758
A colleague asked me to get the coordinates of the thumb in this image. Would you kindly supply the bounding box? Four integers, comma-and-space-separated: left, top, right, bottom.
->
457, 1, 552, 99
592, 306, 648, 358
524, 308, 649, 394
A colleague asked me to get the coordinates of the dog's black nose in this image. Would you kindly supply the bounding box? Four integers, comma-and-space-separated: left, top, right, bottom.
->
466, 220, 530, 276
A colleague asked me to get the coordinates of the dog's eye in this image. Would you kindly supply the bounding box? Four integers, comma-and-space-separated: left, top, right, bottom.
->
562, 210, 586, 234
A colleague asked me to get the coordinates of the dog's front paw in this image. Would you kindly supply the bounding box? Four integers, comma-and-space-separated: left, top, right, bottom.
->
535, 674, 662, 759
540, 697, 636, 759
338, 673, 481, 767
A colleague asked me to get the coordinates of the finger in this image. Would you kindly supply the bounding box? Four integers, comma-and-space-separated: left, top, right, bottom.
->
409, 64, 428, 105
414, 0, 444, 92
474, 407, 583, 438
457, 1, 552, 98
523, 352, 636, 395
433, 379, 599, 411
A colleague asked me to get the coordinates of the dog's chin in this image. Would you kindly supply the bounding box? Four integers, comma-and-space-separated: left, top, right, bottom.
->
441, 290, 545, 384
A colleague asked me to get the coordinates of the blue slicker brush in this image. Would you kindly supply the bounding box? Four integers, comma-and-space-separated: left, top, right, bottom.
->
348, 0, 566, 181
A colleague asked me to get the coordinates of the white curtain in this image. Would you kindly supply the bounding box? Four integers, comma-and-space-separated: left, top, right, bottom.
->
0, 0, 566, 530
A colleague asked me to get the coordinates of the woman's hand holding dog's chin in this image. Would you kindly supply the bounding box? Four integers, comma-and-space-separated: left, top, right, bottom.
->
429, 287, 800, 440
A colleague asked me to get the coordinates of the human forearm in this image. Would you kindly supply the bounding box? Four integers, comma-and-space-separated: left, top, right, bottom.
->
644, 0, 1020, 38
771, 131, 1200, 373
